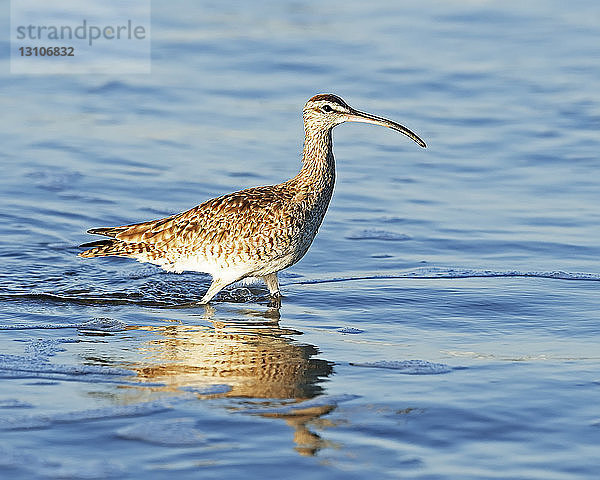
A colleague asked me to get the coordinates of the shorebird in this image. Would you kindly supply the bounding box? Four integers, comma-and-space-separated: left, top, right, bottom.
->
79, 94, 426, 304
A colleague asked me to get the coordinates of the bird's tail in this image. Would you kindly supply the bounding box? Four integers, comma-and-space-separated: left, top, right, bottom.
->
78, 239, 150, 258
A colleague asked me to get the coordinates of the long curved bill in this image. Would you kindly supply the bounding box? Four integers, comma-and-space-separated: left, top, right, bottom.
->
345, 108, 427, 148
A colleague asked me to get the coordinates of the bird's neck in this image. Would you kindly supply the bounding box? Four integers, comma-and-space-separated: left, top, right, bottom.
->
293, 127, 336, 192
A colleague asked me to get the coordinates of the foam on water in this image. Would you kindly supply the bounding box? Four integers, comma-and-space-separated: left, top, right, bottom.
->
23, 337, 78, 357
77, 317, 130, 331
337, 327, 365, 334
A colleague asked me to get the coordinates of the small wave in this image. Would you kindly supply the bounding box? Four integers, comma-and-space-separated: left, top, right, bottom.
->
0, 335, 166, 387
350, 360, 453, 374
0, 355, 134, 378
0, 352, 150, 386
4, 267, 595, 311
0, 396, 194, 431
347, 229, 411, 241
0, 292, 162, 307
0, 371, 160, 387
0, 317, 129, 332
0, 333, 136, 383
78, 318, 130, 332
0, 284, 265, 308
296, 267, 600, 285
0, 321, 74, 331
0, 399, 33, 409
0, 445, 125, 479
116, 418, 206, 446
0, 349, 150, 386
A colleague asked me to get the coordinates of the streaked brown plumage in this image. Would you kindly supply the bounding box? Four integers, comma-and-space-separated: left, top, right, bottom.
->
79, 94, 426, 304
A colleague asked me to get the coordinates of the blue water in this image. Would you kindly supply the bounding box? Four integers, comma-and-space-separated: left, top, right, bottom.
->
1, 1, 599, 478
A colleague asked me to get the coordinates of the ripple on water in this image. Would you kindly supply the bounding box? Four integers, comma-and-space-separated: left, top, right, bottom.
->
0, 318, 129, 332
0, 445, 126, 479
0, 336, 137, 386
0, 399, 34, 409
242, 394, 360, 416
295, 267, 600, 286
116, 418, 206, 446
0, 397, 193, 431
346, 229, 412, 241
350, 360, 454, 375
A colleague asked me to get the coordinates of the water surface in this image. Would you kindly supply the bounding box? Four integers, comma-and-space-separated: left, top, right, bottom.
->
1, 1, 599, 478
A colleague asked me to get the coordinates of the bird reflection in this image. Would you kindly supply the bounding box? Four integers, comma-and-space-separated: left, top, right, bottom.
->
127, 305, 334, 455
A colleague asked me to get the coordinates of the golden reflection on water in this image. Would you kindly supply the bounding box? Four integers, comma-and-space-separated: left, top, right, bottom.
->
125, 306, 335, 455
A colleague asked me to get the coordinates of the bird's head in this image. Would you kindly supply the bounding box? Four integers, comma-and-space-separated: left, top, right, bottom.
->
303, 93, 426, 148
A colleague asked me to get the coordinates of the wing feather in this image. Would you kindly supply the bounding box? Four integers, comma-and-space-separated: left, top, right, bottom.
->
83, 185, 296, 256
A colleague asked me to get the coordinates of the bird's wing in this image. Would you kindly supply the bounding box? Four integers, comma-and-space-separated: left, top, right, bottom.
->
87, 186, 293, 252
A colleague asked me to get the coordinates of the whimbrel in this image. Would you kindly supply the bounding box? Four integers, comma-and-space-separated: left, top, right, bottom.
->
79, 94, 426, 304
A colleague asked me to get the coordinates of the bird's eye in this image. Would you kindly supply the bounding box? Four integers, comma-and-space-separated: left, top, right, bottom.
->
321, 104, 334, 113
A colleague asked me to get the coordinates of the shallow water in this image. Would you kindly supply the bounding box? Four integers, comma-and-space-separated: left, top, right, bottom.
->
1, 0, 599, 478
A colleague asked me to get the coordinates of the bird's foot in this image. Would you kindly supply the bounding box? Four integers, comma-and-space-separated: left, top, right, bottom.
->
267, 291, 282, 309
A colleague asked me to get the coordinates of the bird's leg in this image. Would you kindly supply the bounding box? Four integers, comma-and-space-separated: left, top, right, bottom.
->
199, 278, 227, 305
262, 273, 282, 308
262, 273, 281, 296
